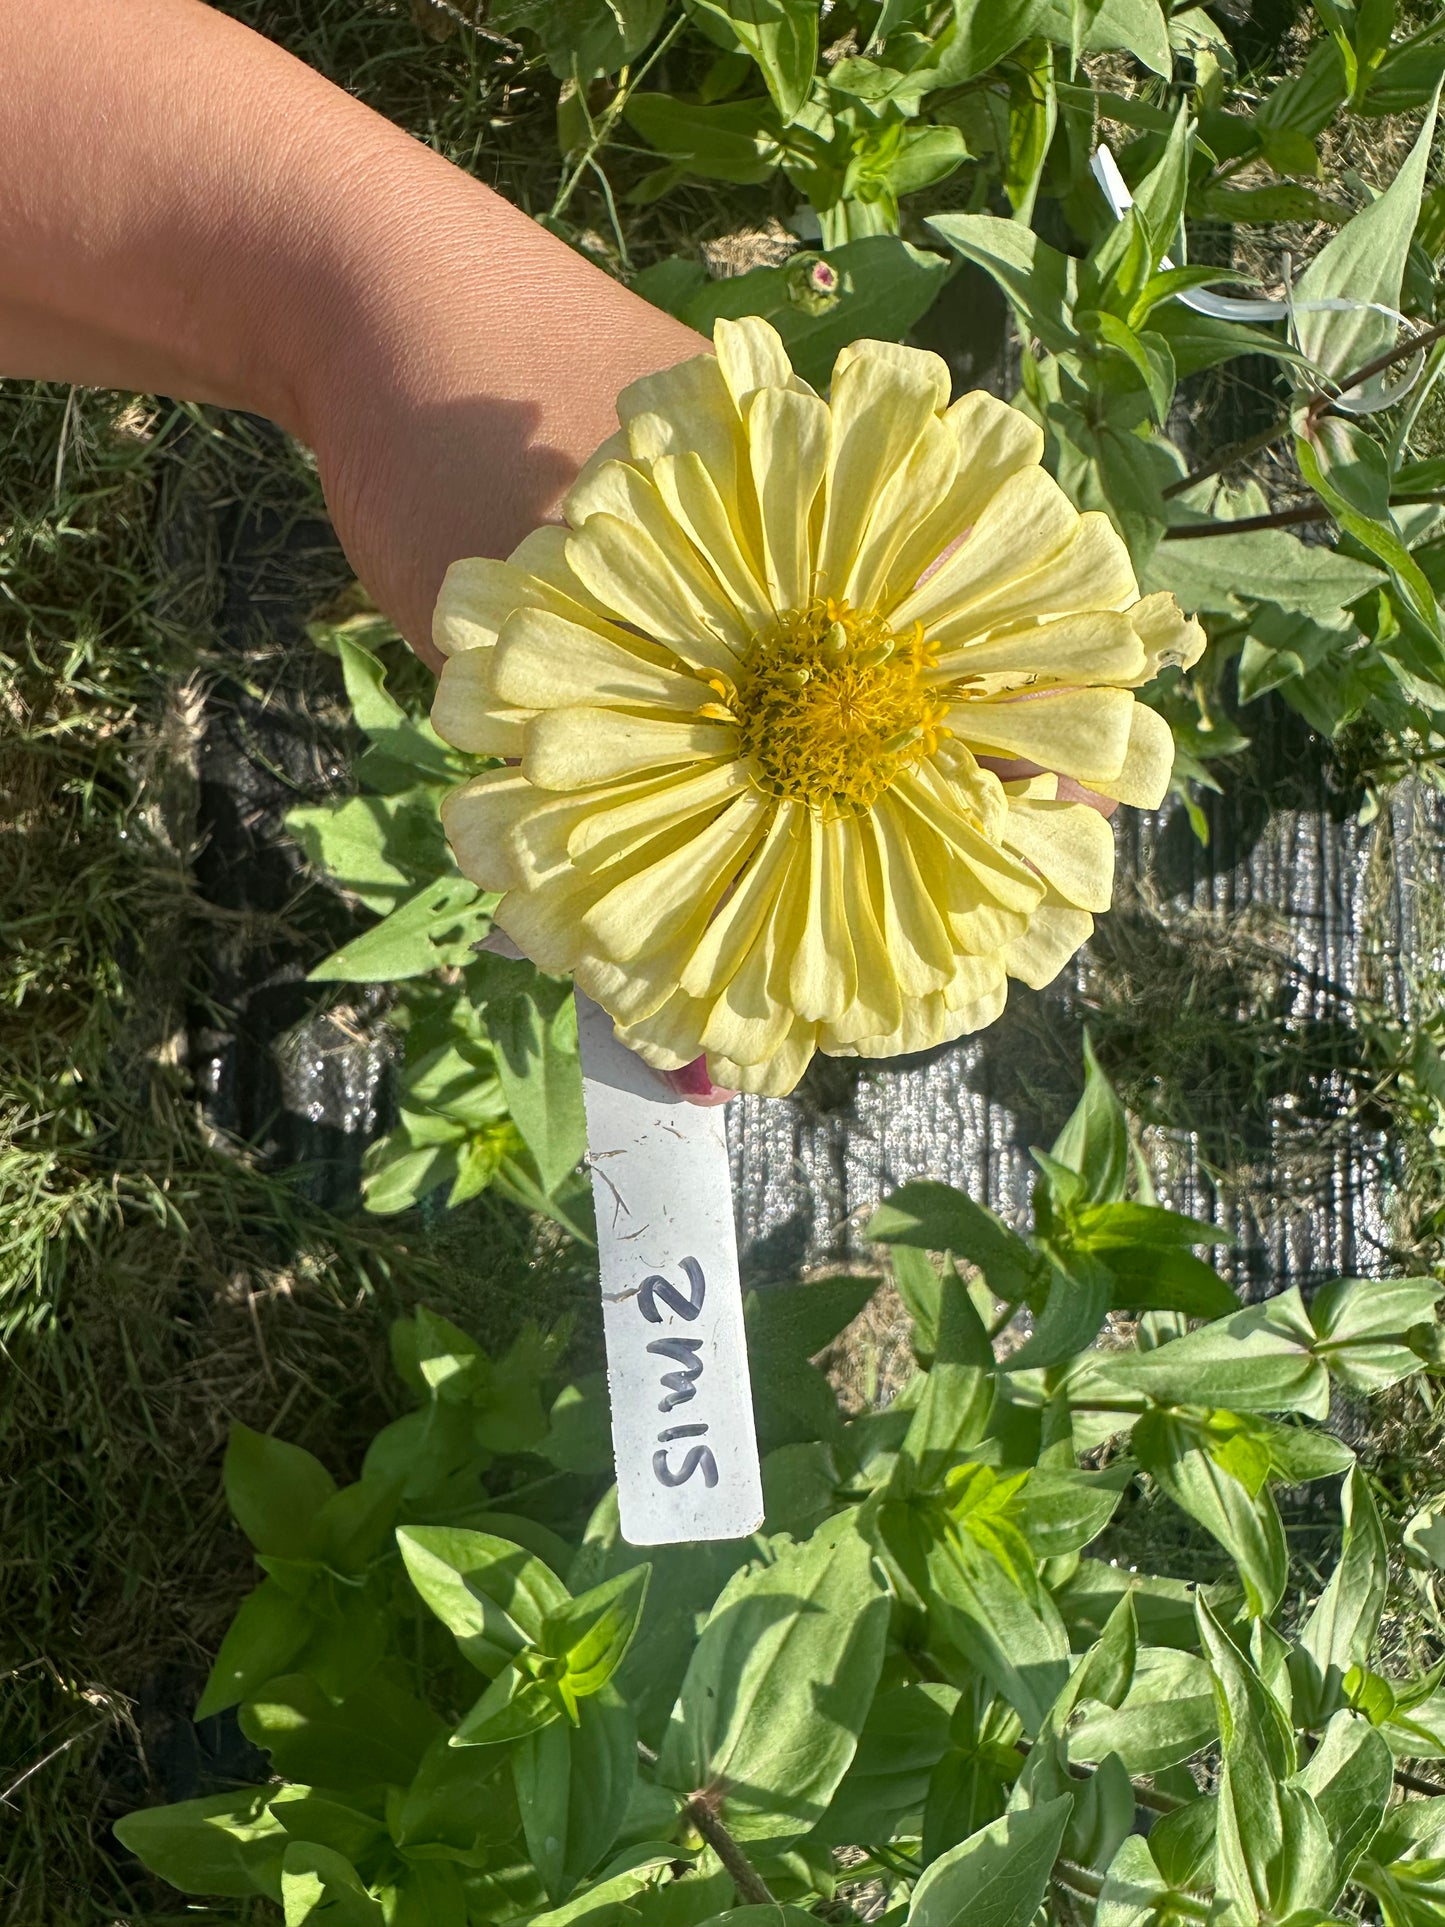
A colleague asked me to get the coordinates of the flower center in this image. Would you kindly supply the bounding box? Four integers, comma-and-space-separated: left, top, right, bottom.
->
706, 599, 952, 813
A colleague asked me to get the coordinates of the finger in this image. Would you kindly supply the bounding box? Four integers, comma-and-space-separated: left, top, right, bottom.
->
660, 1057, 735, 1107
975, 754, 1120, 820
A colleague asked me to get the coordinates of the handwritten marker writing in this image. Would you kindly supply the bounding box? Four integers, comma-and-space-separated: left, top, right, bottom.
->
575, 992, 764, 1546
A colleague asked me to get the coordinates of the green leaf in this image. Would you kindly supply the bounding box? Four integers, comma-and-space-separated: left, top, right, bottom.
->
1004, 37, 1056, 222
223, 1423, 337, 1561
240, 1673, 442, 1789
1006, 1251, 1114, 1372
307, 876, 492, 983
928, 0, 1053, 84
280, 1841, 384, 1927
335, 636, 460, 780
547, 1565, 652, 1699
1197, 1595, 1335, 1925
894, 1269, 995, 1492
487, 990, 586, 1195
112, 1790, 287, 1900
867, 1181, 1038, 1300
285, 790, 448, 914
1142, 525, 1384, 618
648, 235, 952, 389
689, 1911, 819, 1926
1297, 420, 1441, 636
1308, 1275, 1445, 1393
194, 1577, 313, 1720
812, 1681, 958, 1847
488, 0, 665, 80
1095, 1835, 1169, 1927
1135, 1409, 1288, 1617
921, 1475, 1071, 1731
1070, 1646, 1218, 1774
1147, 1795, 1218, 1891
656, 1513, 889, 1847
1008, 1465, 1129, 1561
397, 1525, 570, 1672
1294, 89, 1440, 387
455, 1666, 564, 1748
1073, 1293, 1332, 1418
1296, 1709, 1393, 1886
1075, 1243, 1238, 1321
1294, 1470, 1388, 1727
625, 91, 783, 183
927, 213, 1079, 355
906, 1794, 1072, 1926
1056, 1561, 1198, 1652
520, 1852, 677, 1925
391, 1732, 521, 1853
687, 0, 819, 121
514, 1685, 637, 1901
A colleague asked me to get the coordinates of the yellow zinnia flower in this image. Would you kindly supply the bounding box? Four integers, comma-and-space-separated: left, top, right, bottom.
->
431, 318, 1203, 1097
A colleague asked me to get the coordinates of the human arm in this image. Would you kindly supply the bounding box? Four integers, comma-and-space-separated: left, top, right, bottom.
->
0, 0, 703, 666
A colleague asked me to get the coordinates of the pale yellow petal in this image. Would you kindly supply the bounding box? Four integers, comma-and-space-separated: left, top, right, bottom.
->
569, 759, 751, 871
845, 414, 959, 613
611, 983, 713, 1068
680, 803, 797, 999
869, 798, 956, 996
583, 790, 769, 963
890, 466, 1079, 635
825, 823, 903, 1045
951, 686, 1136, 788
830, 338, 951, 413
746, 386, 829, 613
934, 513, 1140, 648
706, 1019, 819, 1097
1128, 592, 1206, 680
834, 954, 1007, 1058
495, 865, 605, 976
492, 607, 708, 712
1004, 902, 1094, 989
714, 316, 808, 410
1000, 797, 1116, 912
432, 557, 523, 657
651, 452, 771, 629
699, 918, 798, 1068
817, 350, 949, 603
431, 648, 533, 755
935, 610, 1148, 688
892, 767, 1044, 916
432, 527, 623, 658
618, 352, 743, 496
1090, 699, 1176, 809
441, 769, 536, 892
565, 514, 748, 672
523, 708, 736, 791
564, 461, 749, 650
877, 391, 1045, 616
786, 813, 856, 1024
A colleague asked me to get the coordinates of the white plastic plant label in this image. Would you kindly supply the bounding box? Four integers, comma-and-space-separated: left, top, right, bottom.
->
575, 990, 764, 1546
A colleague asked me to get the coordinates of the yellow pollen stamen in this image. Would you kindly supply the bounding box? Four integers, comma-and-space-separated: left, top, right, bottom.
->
729, 598, 952, 813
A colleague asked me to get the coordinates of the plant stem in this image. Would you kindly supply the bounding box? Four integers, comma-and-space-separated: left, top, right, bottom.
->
1301, 317, 1445, 429
683, 1793, 776, 1906
1162, 421, 1289, 500
1161, 318, 1445, 504
1395, 1764, 1445, 1797
1160, 503, 1331, 539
